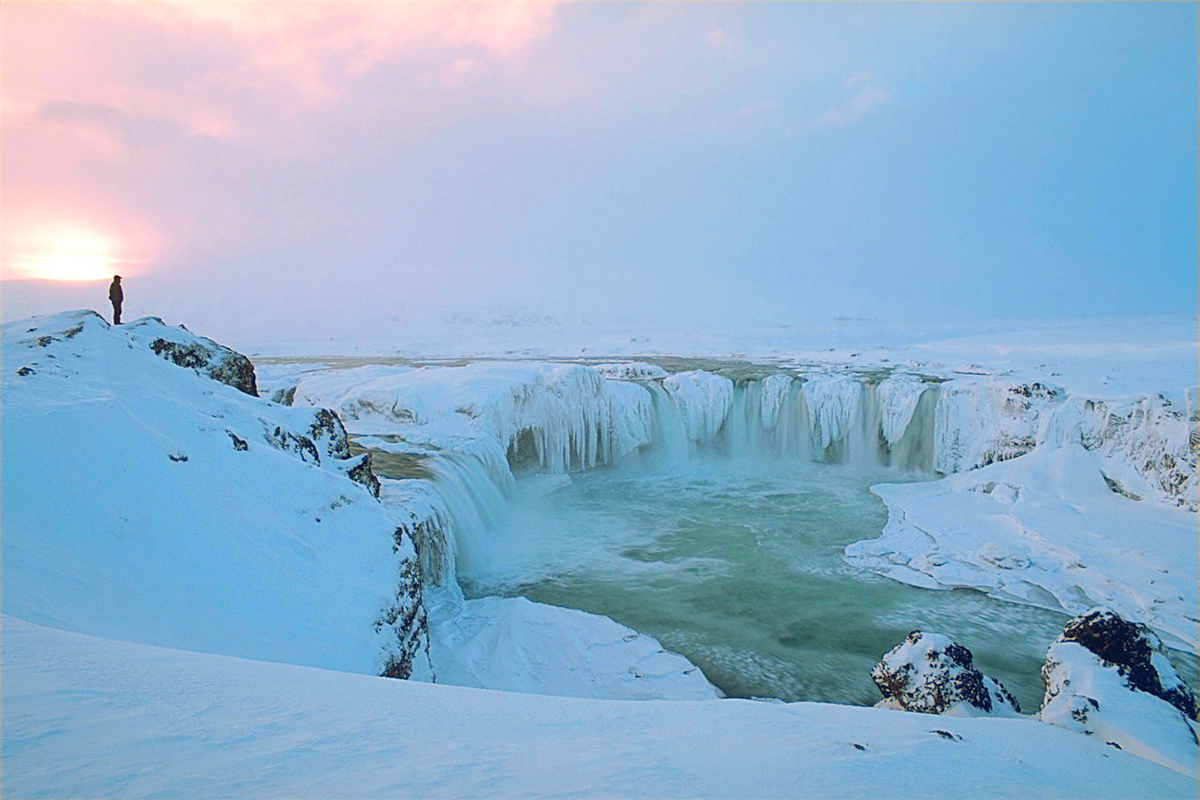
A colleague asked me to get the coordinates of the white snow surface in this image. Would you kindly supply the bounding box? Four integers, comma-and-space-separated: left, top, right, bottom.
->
5, 616, 1195, 800
1, 310, 428, 677
428, 595, 719, 700
1040, 640, 1199, 777
846, 445, 1198, 652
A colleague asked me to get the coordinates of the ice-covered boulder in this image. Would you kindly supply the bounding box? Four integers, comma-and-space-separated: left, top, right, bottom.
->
871, 630, 1022, 716
1055, 609, 1198, 718
1040, 609, 1199, 775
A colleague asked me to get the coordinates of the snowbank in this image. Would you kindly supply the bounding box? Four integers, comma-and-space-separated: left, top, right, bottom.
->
4, 616, 1194, 800
847, 445, 1198, 652
428, 595, 719, 700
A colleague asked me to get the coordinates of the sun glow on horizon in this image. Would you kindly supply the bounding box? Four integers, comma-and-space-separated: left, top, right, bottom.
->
4, 228, 139, 282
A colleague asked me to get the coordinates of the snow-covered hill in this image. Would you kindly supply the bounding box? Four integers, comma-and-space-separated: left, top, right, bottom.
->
1, 310, 430, 678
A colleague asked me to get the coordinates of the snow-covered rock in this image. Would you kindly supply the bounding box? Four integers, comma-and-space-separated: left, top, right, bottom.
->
2, 310, 431, 679
126, 316, 259, 396
1040, 609, 1199, 776
871, 631, 1021, 716
592, 361, 669, 381
1051, 609, 1197, 719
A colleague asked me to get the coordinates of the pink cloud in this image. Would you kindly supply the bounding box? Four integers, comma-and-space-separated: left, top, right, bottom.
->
3, 2, 558, 142
1, 1, 559, 274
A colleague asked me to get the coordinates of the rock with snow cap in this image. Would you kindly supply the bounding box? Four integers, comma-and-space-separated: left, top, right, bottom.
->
871, 630, 1022, 716
1039, 608, 1199, 776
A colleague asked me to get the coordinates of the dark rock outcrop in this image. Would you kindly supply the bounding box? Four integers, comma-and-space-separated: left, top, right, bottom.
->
263, 424, 322, 464
272, 386, 297, 406
308, 408, 351, 460
344, 453, 382, 499
1039, 608, 1199, 775
149, 336, 258, 396
1050, 608, 1197, 720
872, 630, 1021, 715
376, 532, 432, 680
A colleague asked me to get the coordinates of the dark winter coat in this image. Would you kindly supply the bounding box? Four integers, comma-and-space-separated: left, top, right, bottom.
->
109, 280, 123, 304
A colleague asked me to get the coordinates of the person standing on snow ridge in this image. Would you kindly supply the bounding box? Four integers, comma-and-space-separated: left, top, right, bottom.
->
109, 275, 123, 325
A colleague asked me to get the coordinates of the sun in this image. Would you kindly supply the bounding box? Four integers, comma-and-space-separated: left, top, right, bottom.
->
4, 228, 130, 282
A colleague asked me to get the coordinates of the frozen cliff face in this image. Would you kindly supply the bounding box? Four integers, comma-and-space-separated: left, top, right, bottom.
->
1040, 609, 1199, 776
877, 373, 928, 447
662, 370, 734, 443
930, 378, 1195, 511
2, 310, 431, 680
800, 373, 861, 456
295, 362, 637, 474
871, 630, 1022, 717
1043, 395, 1198, 511
934, 379, 1064, 474
759, 374, 794, 429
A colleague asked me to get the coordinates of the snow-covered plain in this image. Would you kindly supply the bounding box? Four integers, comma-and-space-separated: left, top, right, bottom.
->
3, 308, 1197, 796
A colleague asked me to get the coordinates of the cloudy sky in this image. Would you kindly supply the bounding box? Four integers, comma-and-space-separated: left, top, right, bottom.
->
1, 2, 1195, 342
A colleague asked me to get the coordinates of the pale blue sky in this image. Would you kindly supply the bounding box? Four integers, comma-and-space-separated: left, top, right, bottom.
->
2, 2, 1196, 329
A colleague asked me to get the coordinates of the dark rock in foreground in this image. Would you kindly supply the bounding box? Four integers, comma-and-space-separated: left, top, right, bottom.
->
872, 630, 1021, 716
1054, 608, 1197, 719
1039, 608, 1198, 776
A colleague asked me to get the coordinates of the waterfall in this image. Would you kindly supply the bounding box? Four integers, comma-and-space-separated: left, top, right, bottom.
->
291, 361, 943, 602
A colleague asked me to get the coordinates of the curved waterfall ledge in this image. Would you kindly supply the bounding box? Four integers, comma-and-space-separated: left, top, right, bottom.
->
280, 356, 1198, 693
